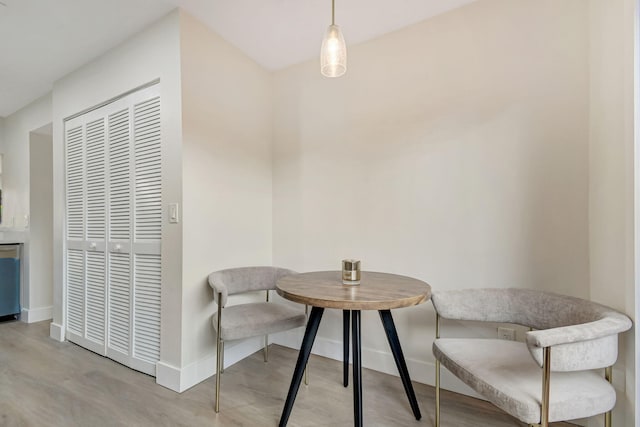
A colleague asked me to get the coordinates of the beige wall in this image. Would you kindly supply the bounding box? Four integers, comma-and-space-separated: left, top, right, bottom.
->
28, 130, 53, 313
588, 0, 637, 424
588, 0, 634, 311
0, 117, 4, 164
273, 0, 590, 369
179, 10, 273, 378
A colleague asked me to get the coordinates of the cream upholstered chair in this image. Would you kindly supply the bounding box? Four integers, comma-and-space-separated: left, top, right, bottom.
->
208, 266, 306, 413
431, 289, 632, 427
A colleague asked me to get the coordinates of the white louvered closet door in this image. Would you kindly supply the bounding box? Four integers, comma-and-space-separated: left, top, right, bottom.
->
85, 117, 107, 351
65, 124, 87, 345
64, 83, 162, 376
65, 110, 108, 356
105, 101, 133, 367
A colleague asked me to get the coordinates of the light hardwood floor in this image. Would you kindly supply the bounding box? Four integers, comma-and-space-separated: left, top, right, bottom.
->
0, 320, 576, 427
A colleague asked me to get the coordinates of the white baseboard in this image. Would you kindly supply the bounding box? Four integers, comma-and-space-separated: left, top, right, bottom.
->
49, 322, 65, 342
155, 361, 182, 392
271, 329, 483, 399
153, 327, 481, 398
156, 335, 266, 393
21, 306, 53, 323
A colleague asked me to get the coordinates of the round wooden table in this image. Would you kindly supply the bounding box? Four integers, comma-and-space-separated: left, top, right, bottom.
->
276, 271, 431, 427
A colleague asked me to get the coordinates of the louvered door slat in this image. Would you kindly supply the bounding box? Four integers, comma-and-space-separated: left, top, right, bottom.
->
86, 251, 105, 344
109, 252, 130, 354
86, 118, 106, 241
66, 126, 84, 240
133, 254, 161, 363
108, 108, 131, 241
66, 249, 85, 335
134, 97, 161, 242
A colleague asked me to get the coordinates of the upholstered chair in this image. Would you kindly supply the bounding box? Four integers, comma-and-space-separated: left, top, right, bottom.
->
208, 266, 307, 413
431, 289, 632, 427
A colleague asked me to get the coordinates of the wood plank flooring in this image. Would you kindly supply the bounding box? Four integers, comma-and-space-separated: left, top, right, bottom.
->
0, 320, 576, 427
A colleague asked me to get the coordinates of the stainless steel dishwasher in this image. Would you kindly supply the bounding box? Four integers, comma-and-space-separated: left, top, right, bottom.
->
0, 244, 21, 318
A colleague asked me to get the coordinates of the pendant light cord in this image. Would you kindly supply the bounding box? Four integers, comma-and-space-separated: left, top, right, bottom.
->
332, 0, 335, 25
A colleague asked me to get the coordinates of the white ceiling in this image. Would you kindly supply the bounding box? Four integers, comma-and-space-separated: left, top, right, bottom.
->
0, 0, 476, 118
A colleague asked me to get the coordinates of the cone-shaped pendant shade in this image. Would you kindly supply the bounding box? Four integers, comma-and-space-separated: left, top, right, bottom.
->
320, 24, 347, 78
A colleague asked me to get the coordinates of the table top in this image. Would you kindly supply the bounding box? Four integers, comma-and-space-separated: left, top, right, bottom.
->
276, 271, 431, 310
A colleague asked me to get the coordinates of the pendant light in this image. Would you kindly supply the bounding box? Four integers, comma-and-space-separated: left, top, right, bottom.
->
320, 0, 347, 78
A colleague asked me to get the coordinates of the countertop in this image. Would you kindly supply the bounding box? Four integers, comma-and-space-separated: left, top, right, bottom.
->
0, 231, 26, 244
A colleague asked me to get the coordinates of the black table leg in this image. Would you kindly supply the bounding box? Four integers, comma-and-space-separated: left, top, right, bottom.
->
352, 310, 363, 427
279, 306, 325, 427
343, 310, 350, 387
378, 310, 422, 420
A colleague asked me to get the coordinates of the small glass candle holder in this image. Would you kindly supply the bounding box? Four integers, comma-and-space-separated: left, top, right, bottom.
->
342, 259, 361, 285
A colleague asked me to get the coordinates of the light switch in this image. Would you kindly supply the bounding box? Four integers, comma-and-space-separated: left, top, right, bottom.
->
168, 203, 179, 224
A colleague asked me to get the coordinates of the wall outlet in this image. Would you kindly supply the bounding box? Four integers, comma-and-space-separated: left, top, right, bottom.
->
497, 327, 516, 341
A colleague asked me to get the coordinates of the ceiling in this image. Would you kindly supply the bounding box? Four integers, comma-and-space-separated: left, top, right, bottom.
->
0, 0, 476, 118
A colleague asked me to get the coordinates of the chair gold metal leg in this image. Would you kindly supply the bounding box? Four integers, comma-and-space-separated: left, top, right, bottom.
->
221, 341, 225, 374
215, 293, 223, 413
216, 338, 222, 412
541, 347, 551, 427
435, 314, 440, 427
435, 359, 441, 427
605, 366, 612, 427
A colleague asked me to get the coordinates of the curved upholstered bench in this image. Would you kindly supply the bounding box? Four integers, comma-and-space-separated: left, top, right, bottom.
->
431, 289, 632, 427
